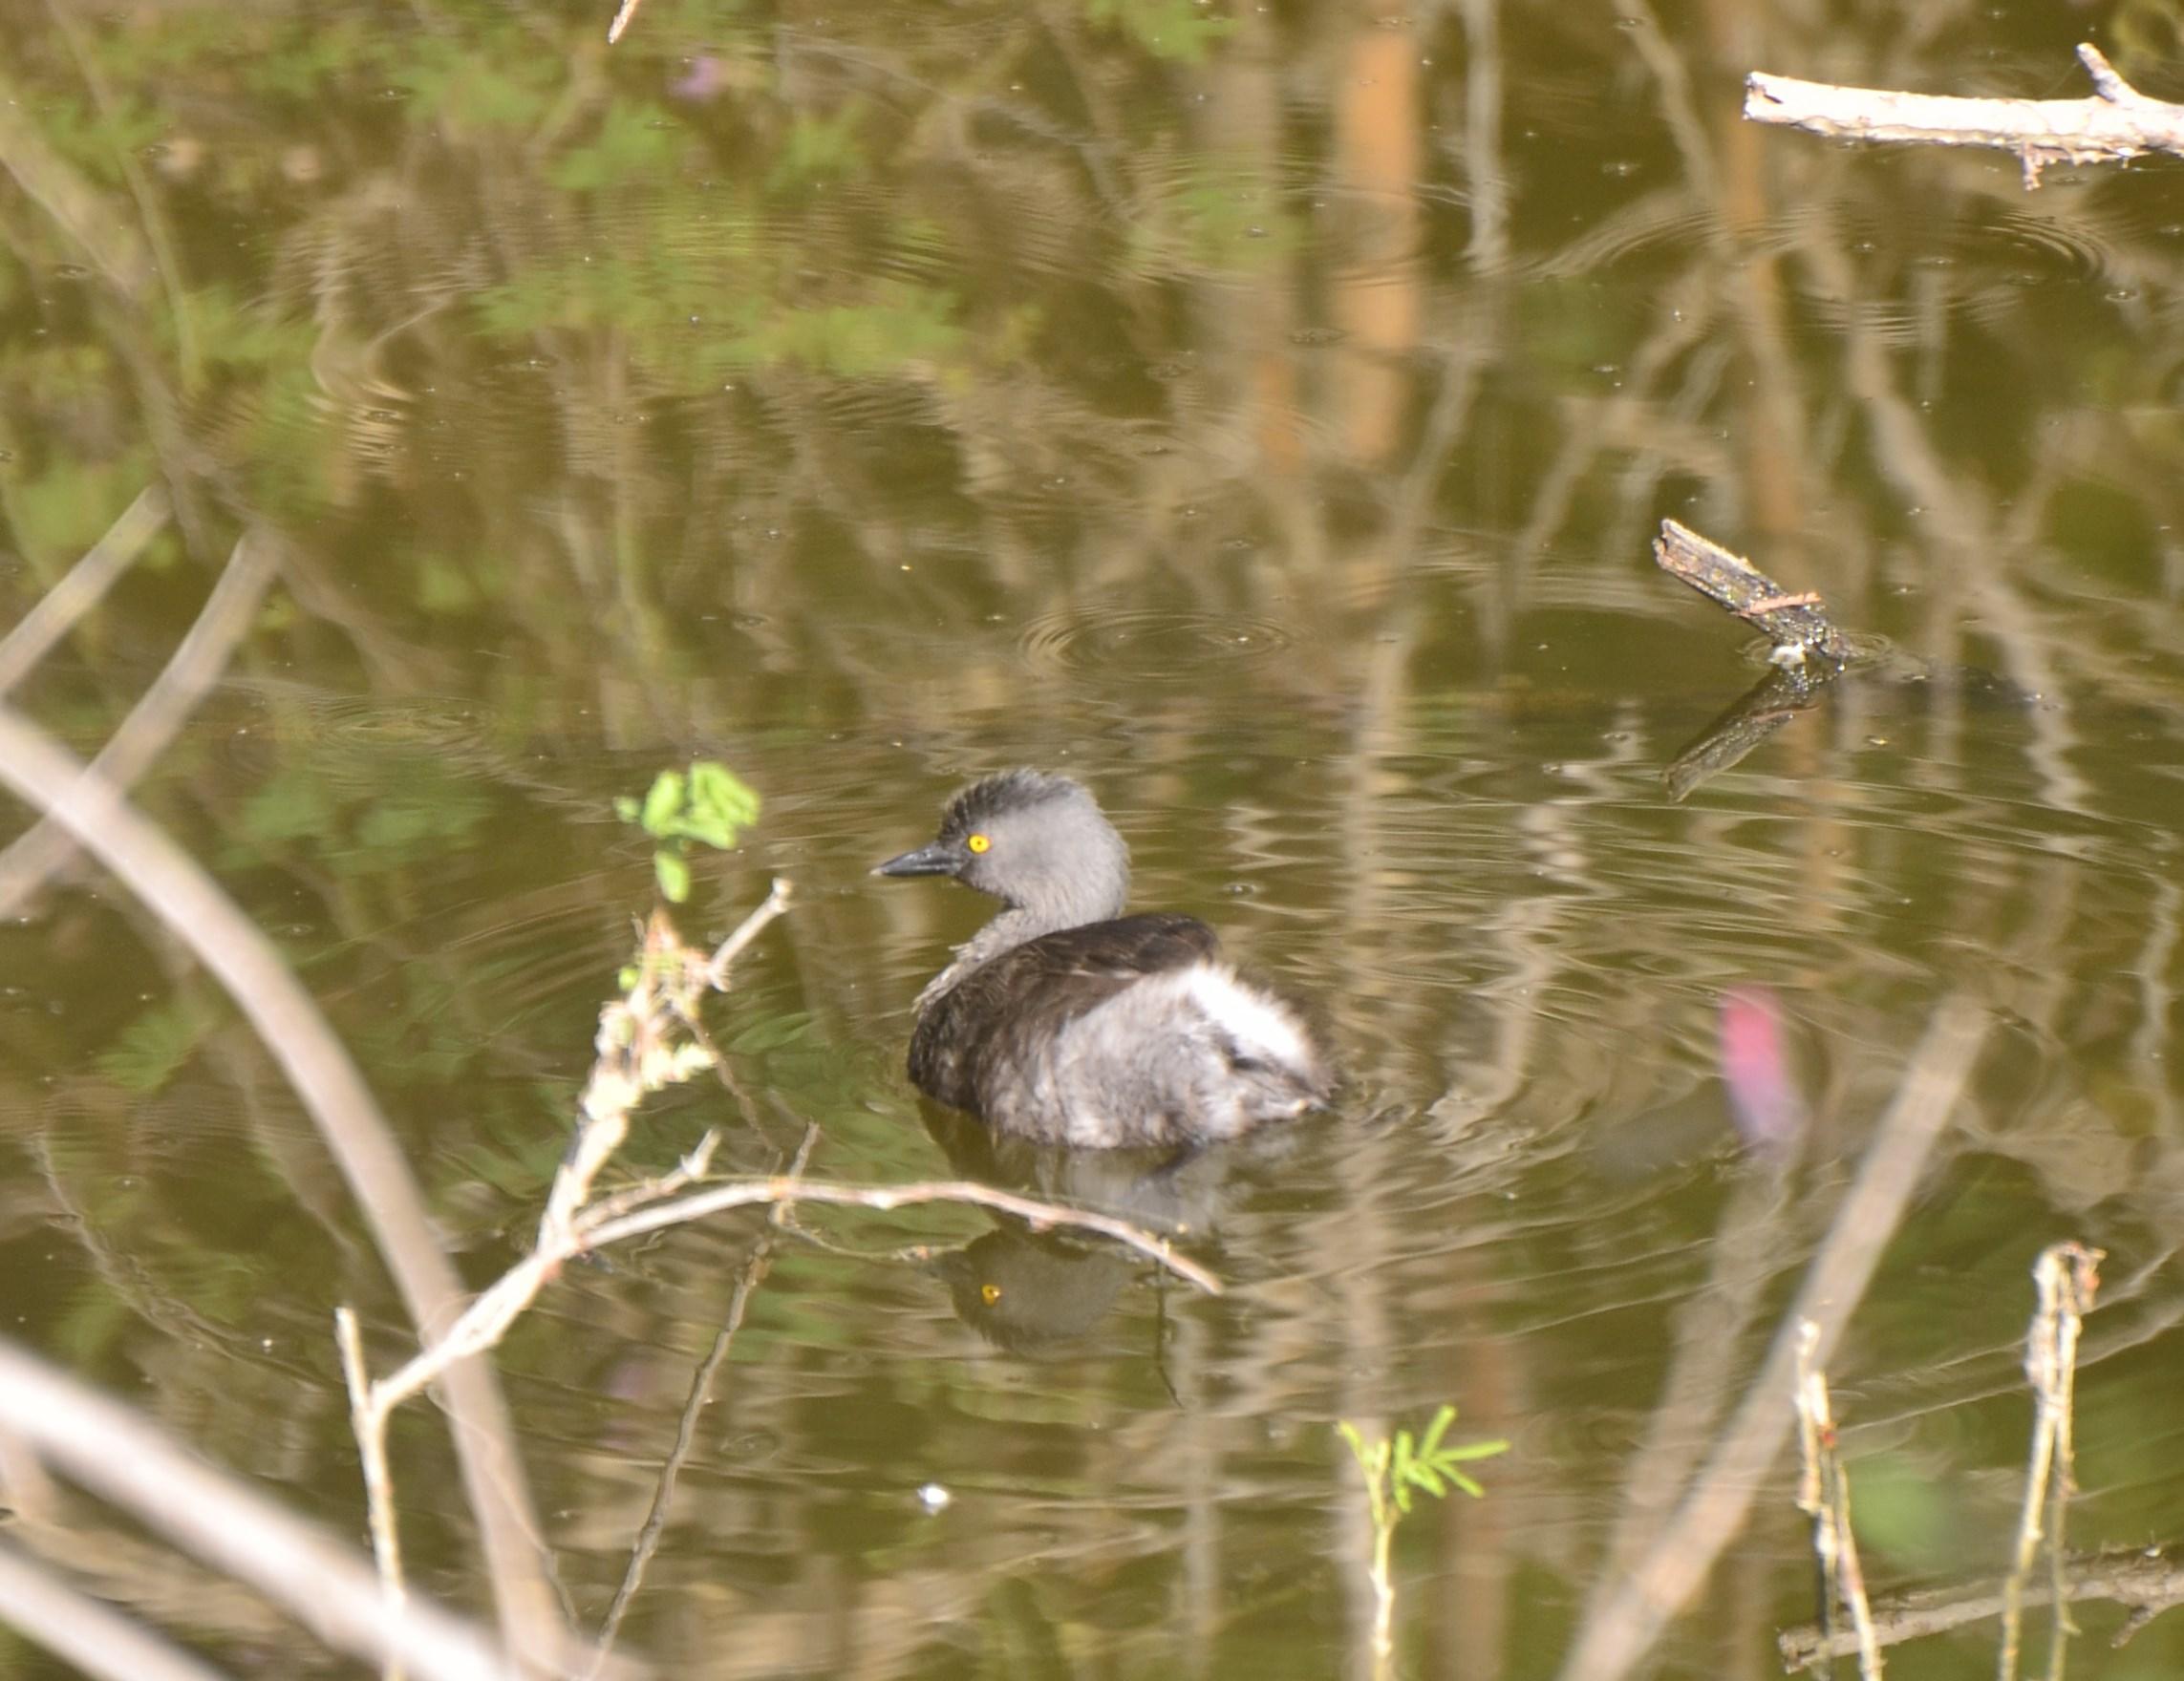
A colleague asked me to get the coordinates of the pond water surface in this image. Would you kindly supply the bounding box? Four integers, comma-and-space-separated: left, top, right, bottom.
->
2, 2, 2183, 1678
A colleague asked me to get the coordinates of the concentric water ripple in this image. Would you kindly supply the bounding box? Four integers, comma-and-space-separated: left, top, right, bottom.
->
1016, 605, 1296, 686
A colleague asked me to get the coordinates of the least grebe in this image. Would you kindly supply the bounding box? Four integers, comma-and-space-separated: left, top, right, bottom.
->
874, 770, 1331, 1148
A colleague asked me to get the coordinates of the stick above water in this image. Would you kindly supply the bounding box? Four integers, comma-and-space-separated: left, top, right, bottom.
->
1652, 520, 1852, 667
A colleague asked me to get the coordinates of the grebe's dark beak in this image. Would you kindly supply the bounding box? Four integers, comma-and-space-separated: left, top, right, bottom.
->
873, 840, 966, 879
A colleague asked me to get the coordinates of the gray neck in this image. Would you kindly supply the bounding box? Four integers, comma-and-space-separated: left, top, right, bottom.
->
915, 860, 1129, 1013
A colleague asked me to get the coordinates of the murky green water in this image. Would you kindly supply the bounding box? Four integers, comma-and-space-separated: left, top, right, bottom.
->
3, 2, 2184, 1677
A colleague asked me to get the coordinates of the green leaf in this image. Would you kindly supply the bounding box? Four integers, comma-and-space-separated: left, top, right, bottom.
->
654, 848, 692, 904
641, 770, 686, 836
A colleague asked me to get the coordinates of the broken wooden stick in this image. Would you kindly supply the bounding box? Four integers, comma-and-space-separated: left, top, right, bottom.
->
1653, 520, 1853, 667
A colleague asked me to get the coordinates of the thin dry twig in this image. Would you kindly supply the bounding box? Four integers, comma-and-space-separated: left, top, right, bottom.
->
1746, 44, 2184, 190
342, 891, 795, 1645
1793, 1321, 1883, 1680
580, 1176, 1226, 1292
335, 1309, 407, 1681
589, 1123, 823, 1674
1779, 1245, 2117, 1672
2000, 1242, 2104, 1681
1556, 998, 1988, 1681
606, 0, 644, 43
0, 708, 564, 1675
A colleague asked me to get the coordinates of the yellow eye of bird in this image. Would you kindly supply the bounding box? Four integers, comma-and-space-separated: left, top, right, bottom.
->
967, 833, 991, 854
980, 1283, 1002, 1305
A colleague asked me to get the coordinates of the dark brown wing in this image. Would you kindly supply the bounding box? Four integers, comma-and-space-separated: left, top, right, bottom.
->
908, 914, 1218, 1111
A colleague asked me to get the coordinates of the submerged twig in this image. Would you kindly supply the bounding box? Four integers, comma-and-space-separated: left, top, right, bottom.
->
1747, 45, 2184, 191
1779, 1245, 2115, 1672
1781, 1547, 2184, 1670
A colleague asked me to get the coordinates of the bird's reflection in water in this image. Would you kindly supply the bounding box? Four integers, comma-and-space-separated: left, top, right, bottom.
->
918, 1104, 1306, 1353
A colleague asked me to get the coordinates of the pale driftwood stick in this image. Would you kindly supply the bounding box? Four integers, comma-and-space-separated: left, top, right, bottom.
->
1653, 520, 1852, 664
1747, 44, 2184, 190
606, 0, 644, 42
0, 1339, 515, 1681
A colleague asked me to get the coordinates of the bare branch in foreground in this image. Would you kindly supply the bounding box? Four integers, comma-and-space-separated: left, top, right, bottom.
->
581, 1176, 1226, 1292
1555, 998, 1989, 1681
0, 1338, 515, 1681
1747, 44, 2184, 189
338, 882, 1217, 1664
0, 1542, 235, 1681
0, 708, 566, 1674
